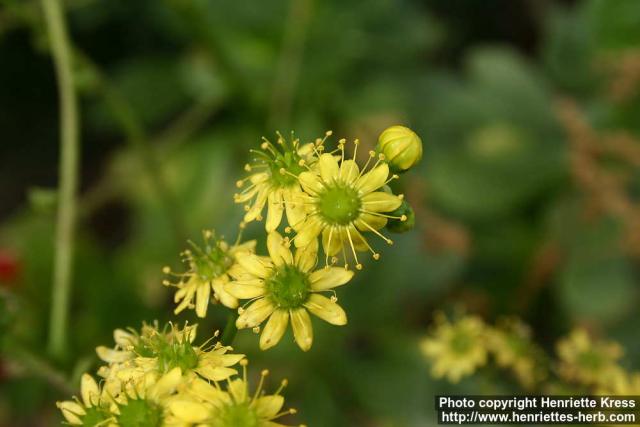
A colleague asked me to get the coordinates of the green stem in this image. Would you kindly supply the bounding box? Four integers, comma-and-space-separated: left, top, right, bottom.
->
220, 311, 239, 346
41, 0, 80, 360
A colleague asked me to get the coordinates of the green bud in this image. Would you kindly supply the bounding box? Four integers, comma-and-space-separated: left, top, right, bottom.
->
377, 125, 422, 173
386, 199, 415, 233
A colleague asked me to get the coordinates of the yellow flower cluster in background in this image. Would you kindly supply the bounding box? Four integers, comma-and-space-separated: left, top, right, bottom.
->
420, 313, 546, 387
57, 323, 304, 427
420, 313, 640, 396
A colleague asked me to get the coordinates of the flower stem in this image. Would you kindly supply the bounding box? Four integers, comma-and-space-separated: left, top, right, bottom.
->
41, 0, 80, 360
220, 311, 238, 346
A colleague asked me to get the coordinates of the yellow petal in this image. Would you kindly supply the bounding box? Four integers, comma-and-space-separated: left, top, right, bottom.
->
113, 328, 134, 346
250, 172, 270, 184
339, 159, 359, 184
266, 189, 284, 232
259, 310, 289, 350
297, 142, 314, 157
237, 253, 273, 278
322, 227, 342, 257
168, 400, 210, 423
290, 308, 313, 351
189, 378, 231, 405
294, 237, 318, 272
355, 213, 387, 231
212, 278, 239, 309
298, 171, 323, 195
80, 374, 100, 407
229, 239, 257, 255
304, 294, 347, 325
309, 267, 354, 290
244, 187, 269, 222
236, 298, 275, 329
195, 282, 211, 318
228, 378, 248, 403
344, 225, 369, 251
57, 401, 85, 425
319, 153, 339, 183
234, 185, 259, 203
96, 346, 130, 363
267, 231, 293, 266
356, 163, 389, 195
148, 367, 181, 400
195, 365, 238, 382
294, 215, 323, 248
254, 395, 285, 419
284, 187, 307, 230
224, 279, 265, 299
361, 191, 401, 212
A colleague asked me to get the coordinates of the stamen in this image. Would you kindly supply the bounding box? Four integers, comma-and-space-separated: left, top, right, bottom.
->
252, 369, 269, 402
356, 218, 394, 244
384, 174, 400, 185
344, 227, 362, 270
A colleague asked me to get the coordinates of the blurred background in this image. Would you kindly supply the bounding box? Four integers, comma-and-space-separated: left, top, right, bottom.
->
1, 0, 640, 425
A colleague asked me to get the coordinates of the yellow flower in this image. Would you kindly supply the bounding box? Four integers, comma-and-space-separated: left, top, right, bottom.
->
487, 318, 546, 389
293, 139, 405, 269
109, 368, 186, 427
603, 370, 640, 395
235, 132, 325, 232
556, 328, 623, 388
420, 314, 488, 383
168, 359, 304, 427
56, 374, 115, 426
96, 323, 245, 390
225, 231, 353, 351
163, 230, 256, 316
377, 125, 422, 172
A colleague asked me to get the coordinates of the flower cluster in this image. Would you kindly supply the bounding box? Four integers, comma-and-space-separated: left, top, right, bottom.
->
420, 315, 640, 396
420, 314, 546, 387
59, 126, 422, 424
163, 230, 256, 317
184, 126, 418, 352
58, 323, 302, 427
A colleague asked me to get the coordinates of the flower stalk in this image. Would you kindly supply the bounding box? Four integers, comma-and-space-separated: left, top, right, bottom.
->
41, 0, 80, 359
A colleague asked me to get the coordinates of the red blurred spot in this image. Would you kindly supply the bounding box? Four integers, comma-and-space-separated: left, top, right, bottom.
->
0, 250, 20, 284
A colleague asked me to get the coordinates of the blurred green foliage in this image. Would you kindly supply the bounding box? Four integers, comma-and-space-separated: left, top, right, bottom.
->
1, 0, 640, 426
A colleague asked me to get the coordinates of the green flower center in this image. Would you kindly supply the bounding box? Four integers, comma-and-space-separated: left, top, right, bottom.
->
269, 151, 305, 187
317, 184, 361, 225
266, 265, 310, 309
578, 350, 604, 371
117, 399, 163, 427
156, 339, 199, 373
218, 403, 260, 427
192, 243, 234, 281
82, 406, 111, 426
450, 331, 473, 355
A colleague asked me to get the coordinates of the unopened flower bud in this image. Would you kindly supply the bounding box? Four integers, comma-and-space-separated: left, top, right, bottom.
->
386, 199, 415, 233
377, 125, 422, 173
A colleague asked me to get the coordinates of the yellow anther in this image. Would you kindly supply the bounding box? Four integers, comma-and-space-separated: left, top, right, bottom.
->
236, 180, 244, 188
162, 266, 171, 274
